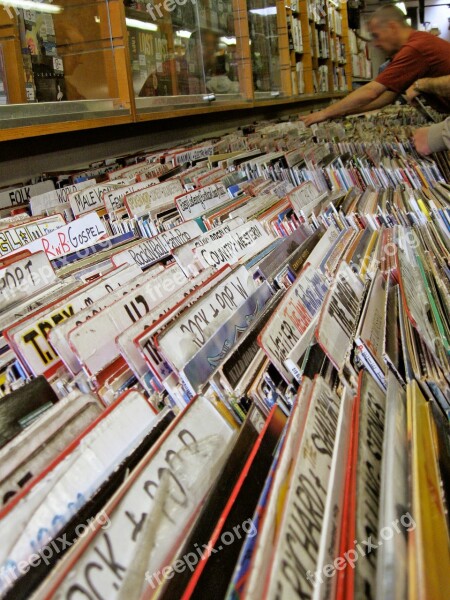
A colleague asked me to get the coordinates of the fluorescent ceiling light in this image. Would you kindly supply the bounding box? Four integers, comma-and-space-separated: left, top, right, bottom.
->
1, 0, 63, 13
220, 36, 236, 45
176, 30, 192, 39
125, 17, 158, 32
249, 7, 277, 16
395, 2, 407, 15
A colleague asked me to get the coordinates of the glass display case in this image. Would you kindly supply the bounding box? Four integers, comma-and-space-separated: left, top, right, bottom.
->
0, 1, 351, 139
247, 0, 282, 97
0, 0, 131, 129
126, 0, 245, 112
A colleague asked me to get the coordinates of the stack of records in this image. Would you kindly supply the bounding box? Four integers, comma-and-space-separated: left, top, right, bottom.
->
0, 105, 448, 599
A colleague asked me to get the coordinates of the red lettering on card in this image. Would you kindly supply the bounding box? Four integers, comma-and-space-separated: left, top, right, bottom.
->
58, 232, 71, 255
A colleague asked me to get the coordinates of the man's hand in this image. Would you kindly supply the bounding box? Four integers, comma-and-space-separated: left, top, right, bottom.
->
405, 82, 420, 105
300, 109, 329, 126
300, 81, 388, 126
413, 127, 432, 155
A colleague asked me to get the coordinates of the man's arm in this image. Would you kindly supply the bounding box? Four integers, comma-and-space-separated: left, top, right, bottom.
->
300, 81, 388, 126
405, 74, 450, 104
357, 90, 399, 112
414, 117, 450, 155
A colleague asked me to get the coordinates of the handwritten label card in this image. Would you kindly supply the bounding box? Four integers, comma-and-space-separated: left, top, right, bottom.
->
5, 213, 107, 261
175, 183, 229, 220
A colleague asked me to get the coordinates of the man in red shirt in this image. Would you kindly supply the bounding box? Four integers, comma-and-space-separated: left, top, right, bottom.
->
301, 4, 450, 126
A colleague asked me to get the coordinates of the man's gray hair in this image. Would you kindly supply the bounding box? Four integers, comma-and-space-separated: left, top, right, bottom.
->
369, 4, 408, 27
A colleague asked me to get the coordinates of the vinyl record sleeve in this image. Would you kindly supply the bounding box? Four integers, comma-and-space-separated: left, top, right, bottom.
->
180, 283, 273, 393
5, 264, 142, 378
353, 373, 387, 600
5, 408, 176, 600
312, 386, 355, 600
316, 261, 365, 371
0, 389, 161, 592
0, 376, 58, 450
67, 264, 187, 377
117, 268, 216, 390
376, 373, 408, 600
155, 405, 269, 600
155, 266, 256, 373
407, 381, 450, 600
264, 377, 342, 600
0, 252, 57, 312
258, 263, 329, 382
134, 266, 231, 384
180, 405, 287, 600
30, 396, 236, 600
0, 393, 101, 507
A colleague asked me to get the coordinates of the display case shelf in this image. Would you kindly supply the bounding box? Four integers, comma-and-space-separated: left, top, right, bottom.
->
0, 99, 129, 128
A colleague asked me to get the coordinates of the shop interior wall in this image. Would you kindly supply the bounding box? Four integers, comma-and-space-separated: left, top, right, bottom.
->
424, 0, 450, 42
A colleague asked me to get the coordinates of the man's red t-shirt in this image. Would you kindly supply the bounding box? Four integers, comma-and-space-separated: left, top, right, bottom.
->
375, 31, 450, 112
